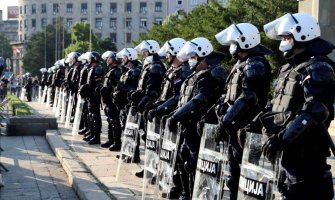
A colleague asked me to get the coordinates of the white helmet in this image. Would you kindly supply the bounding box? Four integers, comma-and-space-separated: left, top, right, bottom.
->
158, 38, 186, 57
78, 52, 90, 64
264, 13, 320, 42
47, 67, 53, 73
101, 51, 117, 61
177, 37, 213, 62
215, 23, 260, 50
117, 48, 138, 61
65, 52, 81, 66
40, 68, 47, 73
134, 40, 160, 54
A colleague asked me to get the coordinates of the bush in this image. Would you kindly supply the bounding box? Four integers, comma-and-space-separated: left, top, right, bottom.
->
7, 94, 34, 115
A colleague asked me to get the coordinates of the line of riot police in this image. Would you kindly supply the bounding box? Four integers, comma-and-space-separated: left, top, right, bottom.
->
37, 12, 335, 200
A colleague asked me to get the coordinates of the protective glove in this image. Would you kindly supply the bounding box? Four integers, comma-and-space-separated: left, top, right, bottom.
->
196, 119, 206, 137
167, 116, 177, 132
214, 121, 230, 143
147, 109, 156, 122
262, 134, 283, 164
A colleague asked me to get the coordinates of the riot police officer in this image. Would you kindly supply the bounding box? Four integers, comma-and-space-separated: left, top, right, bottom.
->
261, 13, 335, 200
78, 52, 92, 137
129, 40, 165, 162
167, 37, 228, 199
24, 73, 33, 102
82, 52, 103, 145
147, 38, 191, 122
40, 68, 48, 88
100, 51, 122, 149
214, 23, 272, 200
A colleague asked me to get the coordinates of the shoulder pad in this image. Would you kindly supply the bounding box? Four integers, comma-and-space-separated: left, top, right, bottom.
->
150, 63, 164, 75
307, 61, 335, 83
112, 67, 122, 78
211, 66, 228, 81
95, 65, 103, 76
245, 58, 268, 78
131, 68, 142, 77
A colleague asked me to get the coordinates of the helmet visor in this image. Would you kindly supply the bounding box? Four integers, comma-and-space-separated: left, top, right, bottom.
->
158, 42, 169, 57
263, 13, 295, 40
176, 41, 197, 62
215, 24, 242, 46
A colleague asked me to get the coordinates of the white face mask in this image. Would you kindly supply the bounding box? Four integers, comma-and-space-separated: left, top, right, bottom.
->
279, 40, 293, 52
229, 43, 238, 56
188, 58, 198, 69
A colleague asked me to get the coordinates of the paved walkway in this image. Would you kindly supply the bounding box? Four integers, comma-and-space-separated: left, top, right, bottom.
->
0, 135, 79, 200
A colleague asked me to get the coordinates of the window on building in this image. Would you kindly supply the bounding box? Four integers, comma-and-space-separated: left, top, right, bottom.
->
81, 18, 88, 22
126, 18, 132, 29
41, 4, 47, 13
20, 6, 22, 14
177, 0, 183, 7
24, 19, 27, 28
110, 18, 117, 29
155, 2, 162, 12
32, 19, 36, 28
126, 33, 131, 43
140, 18, 147, 28
125, 2, 132, 13
96, 33, 102, 38
41, 18, 47, 27
95, 18, 102, 29
52, 18, 56, 25
110, 33, 117, 43
67, 18, 73, 27
96, 3, 102, 14
81, 3, 88, 14
66, 3, 73, 13
24, 5, 27, 14
140, 2, 147, 13
32, 4, 36, 14
155, 17, 163, 25
53, 3, 59, 14
19, 20, 22, 31
191, 0, 198, 5
24, 34, 27, 41
110, 3, 117, 14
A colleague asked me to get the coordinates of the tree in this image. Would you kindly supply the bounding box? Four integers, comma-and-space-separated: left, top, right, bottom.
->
136, 0, 298, 69
0, 33, 13, 67
64, 22, 117, 55
22, 18, 71, 76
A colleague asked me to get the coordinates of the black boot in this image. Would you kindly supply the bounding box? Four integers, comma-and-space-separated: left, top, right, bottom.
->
88, 132, 101, 145
109, 122, 122, 151
78, 128, 88, 135
83, 132, 93, 141
135, 169, 144, 178
178, 163, 190, 199
101, 124, 114, 148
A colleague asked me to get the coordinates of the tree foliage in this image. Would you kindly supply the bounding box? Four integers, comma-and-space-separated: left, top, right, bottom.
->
64, 22, 116, 55
0, 33, 13, 65
137, 0, 298, 69
22, 21, 71, 76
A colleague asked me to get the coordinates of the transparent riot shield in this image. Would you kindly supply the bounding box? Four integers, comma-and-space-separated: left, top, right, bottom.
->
237, 132, 280, 200
52, 87, 59, 112
71, 95, 84, 136
20, 88, 26, 101
55, 88, 63, 117
40, 86, 47, 103
60, 89, 67, 123
46, 87, 52, 107
157, 120, 181, 199
115, 107, 142, 190
65, 94, 73, 128
38, 86, 42, 103
192, 124, 229, 200
142, 117, 161, 200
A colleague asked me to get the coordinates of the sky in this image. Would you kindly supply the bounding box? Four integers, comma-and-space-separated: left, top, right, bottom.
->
0, 0, 19, 20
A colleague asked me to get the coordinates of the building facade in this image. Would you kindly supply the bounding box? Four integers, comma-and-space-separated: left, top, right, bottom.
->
0, 10, 19, 42
18, 0, 168, 51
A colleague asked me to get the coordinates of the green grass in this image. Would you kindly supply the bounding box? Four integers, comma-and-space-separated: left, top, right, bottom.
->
7, 94, 34, 115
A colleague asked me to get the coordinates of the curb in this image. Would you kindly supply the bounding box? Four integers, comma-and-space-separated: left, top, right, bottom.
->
46, 130, 111, 200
